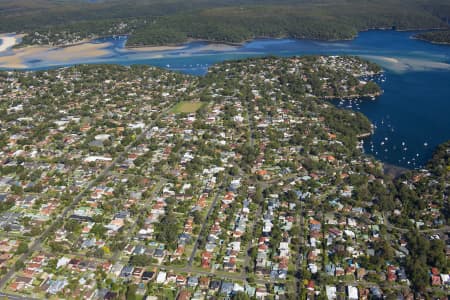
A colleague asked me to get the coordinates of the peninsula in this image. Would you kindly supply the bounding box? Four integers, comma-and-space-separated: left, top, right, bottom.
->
0, 56, 447, 299
414, 30, 450, 45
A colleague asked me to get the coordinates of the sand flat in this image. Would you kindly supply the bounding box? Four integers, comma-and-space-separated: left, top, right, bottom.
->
192, 43, 238, 52
361, 55, 450, 73
126, 43, 238, 53
0, 45, 52, 69
0, 41, 113, 68
0, 35, 19, 52
0, 55, 26, 69
44, 42, 113, 61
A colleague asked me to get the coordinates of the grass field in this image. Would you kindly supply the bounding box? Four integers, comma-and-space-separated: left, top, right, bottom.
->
170, 101, 205, 113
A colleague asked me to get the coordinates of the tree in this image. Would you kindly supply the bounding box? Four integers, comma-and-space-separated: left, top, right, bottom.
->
14, 260, 25, 271
65, 219, 82, 233
126, 284, 138, 300
232, 291, 250, 300
15, 242, 28, 254
156, 212, 179, 250
192, 210, 204, 225
406, 257, 428, 292
49, 241, 65, 253
254, 184, 263, 204
91, 224, 107, 238
130, 254, 152, 266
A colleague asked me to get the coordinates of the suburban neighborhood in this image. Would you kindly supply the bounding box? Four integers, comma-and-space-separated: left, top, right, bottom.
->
0, 56, 447, 299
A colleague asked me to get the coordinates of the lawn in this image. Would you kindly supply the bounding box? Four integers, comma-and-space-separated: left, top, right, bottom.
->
170, 101, 205, 113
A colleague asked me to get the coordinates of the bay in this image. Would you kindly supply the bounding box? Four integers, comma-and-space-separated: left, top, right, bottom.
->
2, 30, 450, 168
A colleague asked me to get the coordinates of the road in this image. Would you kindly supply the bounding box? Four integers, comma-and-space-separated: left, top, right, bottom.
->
242, 206, 261, 277
111, 177, 167, 263
0, 292, 39, 300
383, 213, 450, 234
244, 100, 254, 147
187, 178, 226, 267
126, 261, 282, 286
294, 200, 305, 296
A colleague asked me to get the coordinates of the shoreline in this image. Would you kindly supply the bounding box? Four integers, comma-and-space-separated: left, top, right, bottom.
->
357, 131, 373, 139
411, 36, 450, 46
124, 27, 449, 49
383, 163, 410, 177
322, 91, 383, 100
126, 45, 187, 52
9, 25, 449, 51
115, 26, 450, 49
124, 37, 246, 50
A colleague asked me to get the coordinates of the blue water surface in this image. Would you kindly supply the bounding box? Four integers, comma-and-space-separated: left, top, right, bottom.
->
3, 30, 450, 168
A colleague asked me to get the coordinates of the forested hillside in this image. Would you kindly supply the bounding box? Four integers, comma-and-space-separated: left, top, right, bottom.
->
415, 30, 450, 44
0, 0, 449, 46
128, 2, 449, 45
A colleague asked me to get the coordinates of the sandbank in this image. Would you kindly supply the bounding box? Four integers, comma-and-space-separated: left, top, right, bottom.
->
0, 55, 26, 69
44, 42, 112, 61
362, 55, 450, 73
0, 35, 19, 52
0, 41, 113, 68
193, 43, 239, 52
127, 45, 187, 52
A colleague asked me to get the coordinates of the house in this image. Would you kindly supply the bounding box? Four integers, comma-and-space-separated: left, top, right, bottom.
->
369, 287, 383, 299
431, 275, 441, 286
142, 271, 155, 281
47, 279, 68, 294
347, 285, 358, 300
187, 276, 199, 287
326, 285, 337, 300
154, 248, 165, 258
220, 282, 234, 296
306, 280, 315, 291
176, 275, 186, 286
234, 283, 245, 293
120, 265, 134, 278
199, 276, 210, 290
209, 280, 221, 292
132, 267, 144, 278
156, 271, 167, 284
440, 274, 449, 286
177, 290, 191, 300
255, 287, 268, 299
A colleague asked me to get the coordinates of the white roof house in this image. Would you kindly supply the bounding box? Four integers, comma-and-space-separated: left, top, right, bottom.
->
347, 286, 358, 300
326, 286, 337, 300
156, 271, 167, 284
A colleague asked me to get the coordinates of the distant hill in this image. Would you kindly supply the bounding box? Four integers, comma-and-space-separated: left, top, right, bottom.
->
0, 0, 449, 46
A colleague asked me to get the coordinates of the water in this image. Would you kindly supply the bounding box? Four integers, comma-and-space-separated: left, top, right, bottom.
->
334, 70, 449, 168
1, 30, 450, 168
